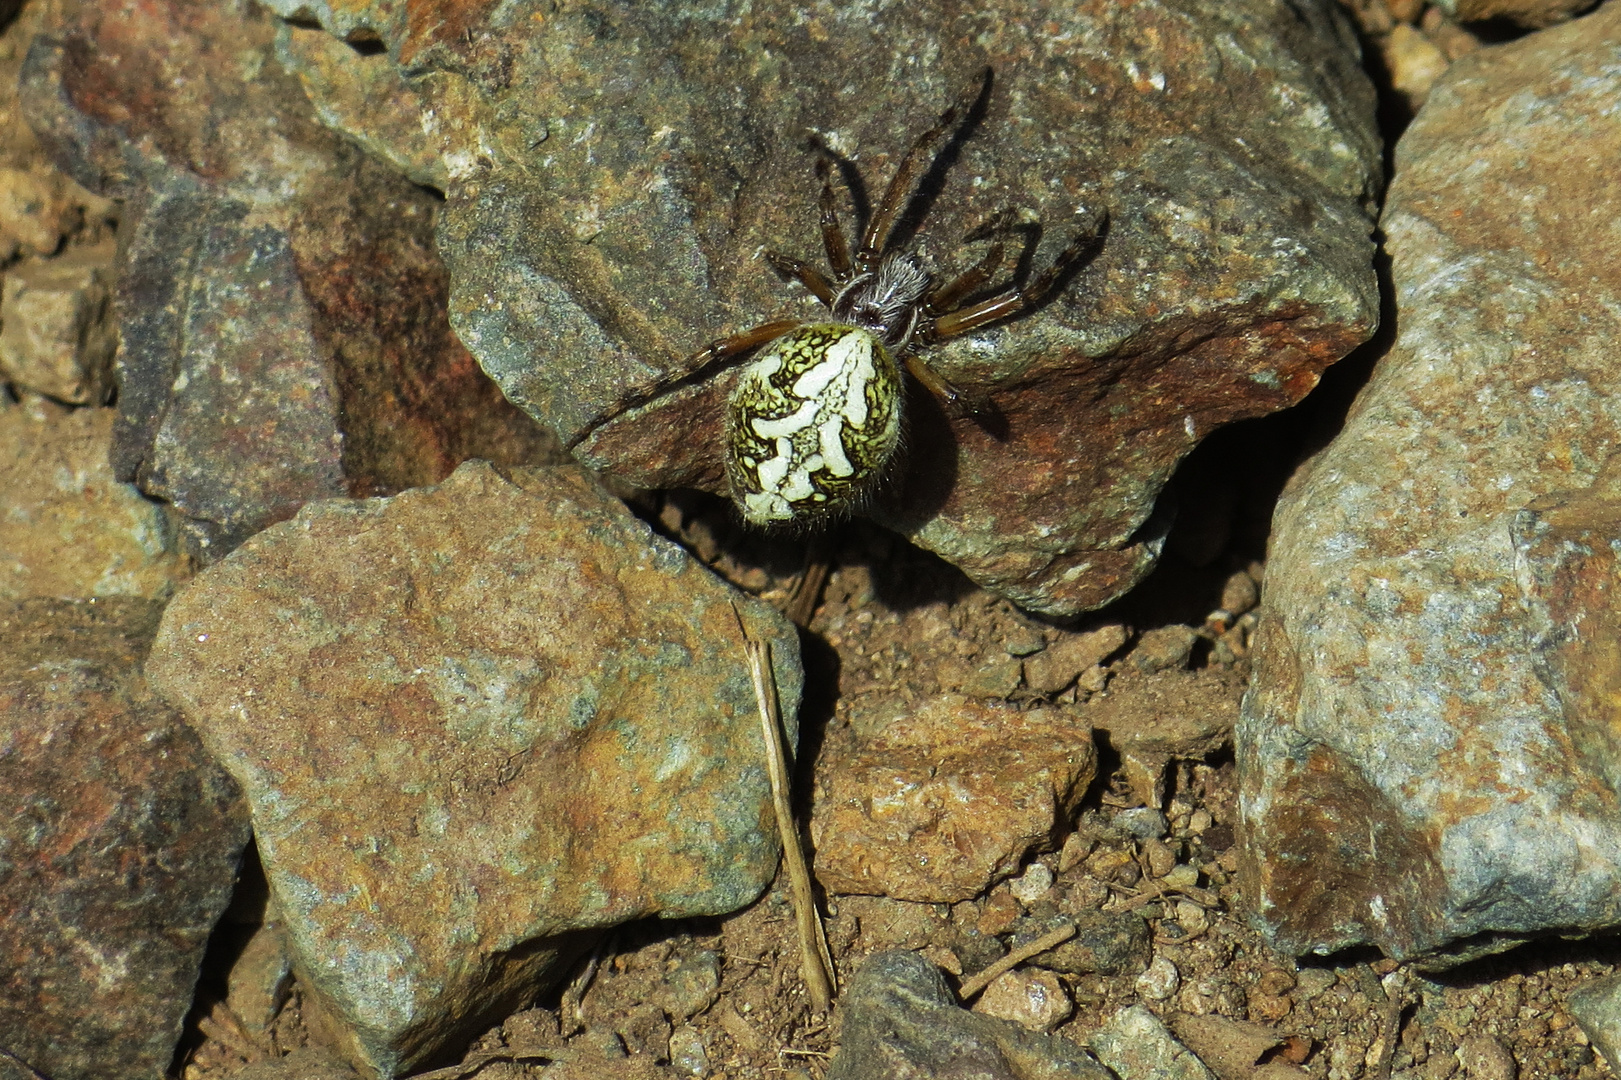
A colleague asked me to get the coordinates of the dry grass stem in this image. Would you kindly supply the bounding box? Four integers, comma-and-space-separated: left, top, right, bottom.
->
958, 922, 1077, 1001
739, 617, 835, 1011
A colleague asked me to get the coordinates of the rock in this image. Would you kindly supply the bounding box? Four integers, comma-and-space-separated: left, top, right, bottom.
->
655, 950, 722, 1022
1010, 911, 1150, 977
1091, 1004, 1217, 1080
826, 951, 1113, 1080
226, 920, 295, 1038
0, 242, 116, 403
1137, 956, 1182, 1002
1456, 1034, 1516, 1080
1008, 863, 1055, 905
667, 1025, 710, 1077
973, 969, 1072, 1033
145, 461, 803, 1078
1132, 625, 1201, 673
1113, 807, 1169, 841
1239, 3, 1621, 963
0, 402, 189, 601
1565, 974, 1621, 1074
1381, 24, 1451, 110
263, 0, 1379, 617
18, 0, 557, 560
1022, 624, 1128, 695
811, 695, 1095, 902
0, 597, 251, 1080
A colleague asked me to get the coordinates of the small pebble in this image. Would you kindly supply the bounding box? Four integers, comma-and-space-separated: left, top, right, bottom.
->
668, 1025, 709, 1076
973, 969, 1073, 1032
1137, 954, 1181, 1000
1114, 807, 1169, 840
1457, 1034, 1516, 1080
1218, 570, 1260, 617
978, 889, 1022, 936
1131, 625, 1200, 673
1010, 862, 1055, 904
1163, 863, 1202, 890
1293, 967, 1338, 1001
1188, 808, 1213, 834
1143, 838, 1177, 879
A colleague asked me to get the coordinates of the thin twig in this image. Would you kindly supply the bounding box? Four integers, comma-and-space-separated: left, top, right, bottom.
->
784, 539, 832, 627
557, 938, 606, 1037
958, 922, 1077, 1000
737, 609, 835, 1011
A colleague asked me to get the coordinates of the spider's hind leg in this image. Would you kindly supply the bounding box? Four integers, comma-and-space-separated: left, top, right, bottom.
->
687, 318, 803, 372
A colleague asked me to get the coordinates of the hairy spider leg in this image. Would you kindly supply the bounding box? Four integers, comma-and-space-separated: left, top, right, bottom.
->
856, 66, 992, 270
815, 157, 854, 278
764, 251, 836, 306
928, 225, 1097, 340
688, 318, 803, 370
924, 209, 1019, 316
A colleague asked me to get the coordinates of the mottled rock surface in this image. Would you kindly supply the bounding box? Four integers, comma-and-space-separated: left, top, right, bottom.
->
147, 461, 804, 1078
263, 0, 1380, 616
826, 951, 1112, 1080
0, 597, 250, 1080
0, 400, 188, 600
18, 0, 557, 560
810, 695, 1094, 903
1240, 5, 1621, 962
1091, 1005, 1217, 1080
0, 240, 115, 403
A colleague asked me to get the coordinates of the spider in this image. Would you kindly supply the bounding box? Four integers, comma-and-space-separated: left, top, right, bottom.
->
696, 67, 1096, 527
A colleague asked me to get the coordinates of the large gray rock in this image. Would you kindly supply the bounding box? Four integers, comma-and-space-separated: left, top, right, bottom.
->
263, 0, 1380, 616
1239, 5, 1621, 963
146, 462, 803, 1078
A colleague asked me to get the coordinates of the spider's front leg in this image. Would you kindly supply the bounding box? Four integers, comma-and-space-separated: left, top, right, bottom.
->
928, 215, 1105, 339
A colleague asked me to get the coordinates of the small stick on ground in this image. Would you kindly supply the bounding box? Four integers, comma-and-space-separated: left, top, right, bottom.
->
737, 610, 835, 1011
411, 1044, 579, 1080
958, 922, 1077, 1001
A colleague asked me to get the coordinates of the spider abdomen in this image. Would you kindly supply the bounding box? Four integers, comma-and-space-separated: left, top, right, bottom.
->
725, 323, 903, 526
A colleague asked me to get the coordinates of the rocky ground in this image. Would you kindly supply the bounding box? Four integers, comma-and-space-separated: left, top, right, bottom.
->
5, 0, 1621, 1078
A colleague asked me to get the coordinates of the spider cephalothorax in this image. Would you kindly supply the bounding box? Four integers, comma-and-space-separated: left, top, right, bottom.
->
695, 67, 1094, 527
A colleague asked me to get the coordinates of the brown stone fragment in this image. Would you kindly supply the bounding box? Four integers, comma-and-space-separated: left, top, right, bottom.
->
0, 242, 116, 404
811, 695, 1095, 903
1023, 624, 1129, 695
17, 0, 557, 559
0, 402, 188, 601
146, 461, 802, 1078
0, 597, 250, 1080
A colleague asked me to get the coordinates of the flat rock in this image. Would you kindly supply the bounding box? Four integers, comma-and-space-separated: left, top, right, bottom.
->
0, 597, 250, 1080
0, 401, 188, 601
18, 0, 556, 560
826, 951, 1112, 1080
146, 461, 804, 1078
1239, 5, 1621, 963
262, 0, 1379, 616
810, 695, 1094, 903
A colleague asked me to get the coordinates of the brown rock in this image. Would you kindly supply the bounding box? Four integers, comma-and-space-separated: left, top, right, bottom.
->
811, 695, 1095, 903
0, 242, 116, 403
1446, 0, 1595, 28
0, 597, 251, 1080
1240, 3, 1621, 964
1023, 624, 1129, 695
146, 461, 803, 1078
973, 970, 1073, 1033
19, 0, 558, 558
0, 402, 188, 601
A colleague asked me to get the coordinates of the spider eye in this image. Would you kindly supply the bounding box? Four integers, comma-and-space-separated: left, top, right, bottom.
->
724, 324, 904, 526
